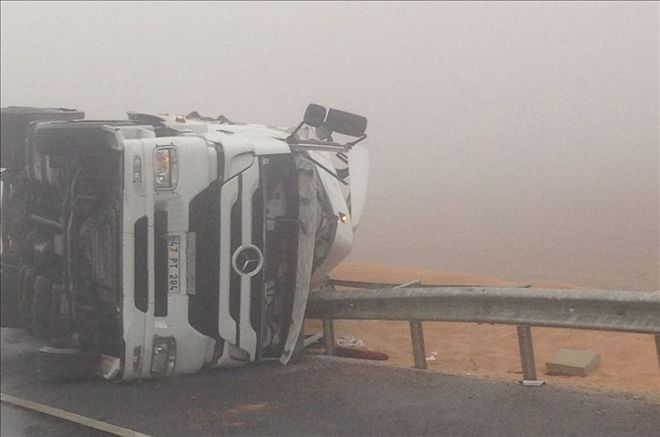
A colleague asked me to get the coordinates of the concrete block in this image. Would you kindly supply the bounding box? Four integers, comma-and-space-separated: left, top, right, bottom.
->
545, 348, 601, 376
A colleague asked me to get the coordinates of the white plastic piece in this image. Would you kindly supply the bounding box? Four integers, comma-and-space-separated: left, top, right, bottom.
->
521, 379, 546, 387
97, 355, 121, 380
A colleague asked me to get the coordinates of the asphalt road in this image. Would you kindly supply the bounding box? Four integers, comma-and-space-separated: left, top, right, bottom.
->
1, 403, 110, 437
1, 328, 658, 436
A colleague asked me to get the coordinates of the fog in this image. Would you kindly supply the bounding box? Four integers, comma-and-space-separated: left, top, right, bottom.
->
2, 2, 658, 290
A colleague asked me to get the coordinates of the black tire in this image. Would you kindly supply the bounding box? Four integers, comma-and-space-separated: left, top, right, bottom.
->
36, 345, 94, 382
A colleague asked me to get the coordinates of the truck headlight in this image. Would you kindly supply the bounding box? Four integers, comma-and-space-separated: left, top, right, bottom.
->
154, 148, 178, 190
151, 336, 176, 376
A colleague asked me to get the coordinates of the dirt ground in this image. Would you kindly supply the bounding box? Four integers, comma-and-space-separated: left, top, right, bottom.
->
305, 263, 660, 400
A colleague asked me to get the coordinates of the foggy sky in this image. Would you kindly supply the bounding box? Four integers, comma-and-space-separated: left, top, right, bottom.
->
2, 2, 658, 290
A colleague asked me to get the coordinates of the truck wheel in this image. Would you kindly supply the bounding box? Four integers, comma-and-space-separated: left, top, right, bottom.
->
36, 344, 94, 382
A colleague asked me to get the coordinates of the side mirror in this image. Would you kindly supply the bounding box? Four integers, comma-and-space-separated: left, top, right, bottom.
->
325, 109, 367, 137
303, 104, 326, 127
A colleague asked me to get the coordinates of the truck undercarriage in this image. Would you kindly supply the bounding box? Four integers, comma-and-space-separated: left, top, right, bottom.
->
2, 119, 127, 373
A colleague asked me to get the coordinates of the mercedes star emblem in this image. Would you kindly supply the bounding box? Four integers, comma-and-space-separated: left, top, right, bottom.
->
231, 244, 264, 277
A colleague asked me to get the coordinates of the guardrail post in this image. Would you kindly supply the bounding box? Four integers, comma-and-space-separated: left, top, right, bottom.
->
516, 325, 543, 386
322, 319, 336, 356
410, 320, 427, 369
655, 335, 660, 368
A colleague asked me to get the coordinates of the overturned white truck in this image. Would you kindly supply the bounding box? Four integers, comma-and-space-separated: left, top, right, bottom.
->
0, 104, 369, 380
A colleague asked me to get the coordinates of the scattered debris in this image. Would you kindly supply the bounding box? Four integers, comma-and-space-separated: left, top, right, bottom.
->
521, 379, 545, 387
425, 351, 438, 362
97, 355, 121, 380
392, 279, 422, 289
337, 336, 365, 348
303, 334, 323, 349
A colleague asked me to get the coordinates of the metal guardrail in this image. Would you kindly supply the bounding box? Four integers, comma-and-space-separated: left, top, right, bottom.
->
329, 279, 533, 289
305, 285, 660, 385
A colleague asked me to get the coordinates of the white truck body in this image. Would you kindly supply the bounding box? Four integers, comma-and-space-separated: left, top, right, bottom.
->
0, 105, 368, 380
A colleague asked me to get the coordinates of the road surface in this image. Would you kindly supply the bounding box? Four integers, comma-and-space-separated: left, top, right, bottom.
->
1, 328, 658, 436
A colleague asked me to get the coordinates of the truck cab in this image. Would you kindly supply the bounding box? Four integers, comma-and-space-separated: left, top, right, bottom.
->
0, 104, 368, 380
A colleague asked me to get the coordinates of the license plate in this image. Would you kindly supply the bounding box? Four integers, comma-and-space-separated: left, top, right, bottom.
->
167, 235, 181, 294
